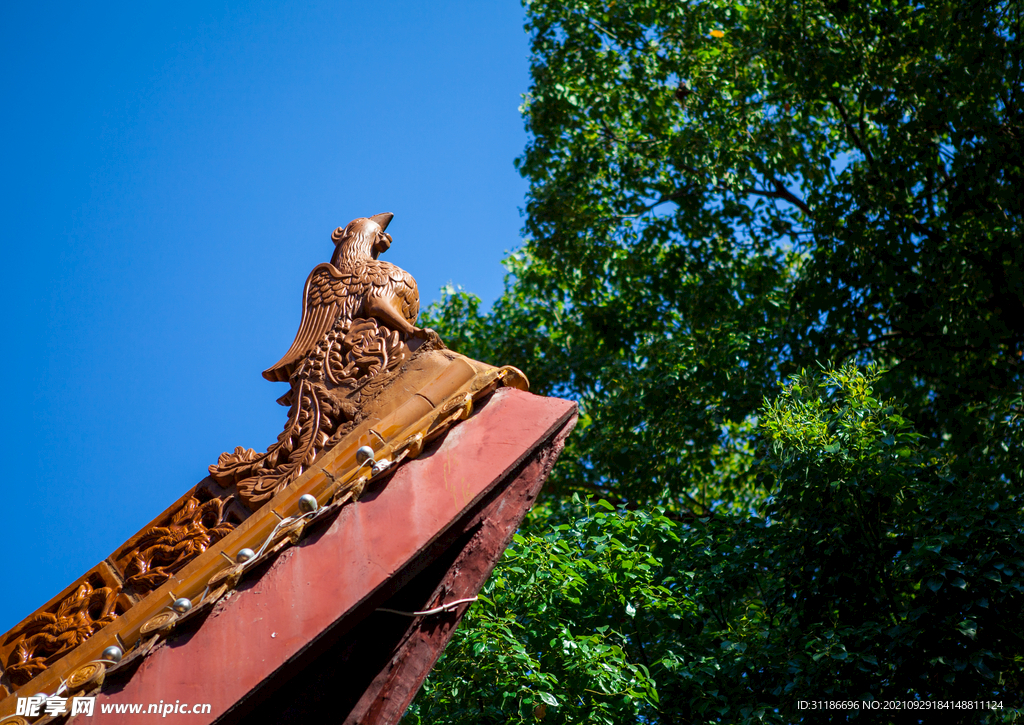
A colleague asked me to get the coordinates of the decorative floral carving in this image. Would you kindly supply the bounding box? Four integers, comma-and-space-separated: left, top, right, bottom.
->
329, 318, 406, 386
210, 315, 416, 508
214, 447, 261, 470
2, 582, 120, 687
122, 496, 236, 594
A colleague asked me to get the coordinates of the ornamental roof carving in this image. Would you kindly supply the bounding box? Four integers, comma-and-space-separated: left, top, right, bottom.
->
0, 213, 530, 717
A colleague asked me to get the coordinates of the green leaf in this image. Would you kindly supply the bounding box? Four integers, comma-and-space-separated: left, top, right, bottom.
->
538, 692, 560, 708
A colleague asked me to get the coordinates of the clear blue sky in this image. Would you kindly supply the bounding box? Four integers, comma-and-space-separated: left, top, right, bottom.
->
0, 2, 531, 633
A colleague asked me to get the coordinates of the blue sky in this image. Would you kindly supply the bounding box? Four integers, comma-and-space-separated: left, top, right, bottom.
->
0, 2, 530, 634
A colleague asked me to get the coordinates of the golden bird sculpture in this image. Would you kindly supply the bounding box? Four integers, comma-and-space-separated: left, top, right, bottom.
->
210, 212, 439, 508
263, 212, 431, 383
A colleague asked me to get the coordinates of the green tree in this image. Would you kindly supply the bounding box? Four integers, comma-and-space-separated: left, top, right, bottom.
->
407, 1, 1023, 722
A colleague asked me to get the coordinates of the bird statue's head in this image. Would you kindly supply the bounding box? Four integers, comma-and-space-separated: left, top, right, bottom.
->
331, 212, 394, 265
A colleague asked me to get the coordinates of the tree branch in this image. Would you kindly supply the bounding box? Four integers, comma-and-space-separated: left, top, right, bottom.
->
584, 16, 625, 46
829, 95, 875, 166
723, 172, 813, 218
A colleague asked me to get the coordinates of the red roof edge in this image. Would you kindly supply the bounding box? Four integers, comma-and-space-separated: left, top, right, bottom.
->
77, 388, 576, 725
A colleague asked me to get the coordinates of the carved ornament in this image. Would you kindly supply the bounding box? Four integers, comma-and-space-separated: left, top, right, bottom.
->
209, 213, 439, 508
119, 494, 238, 595
1, 576, 127, 688
0, 211, 529, 717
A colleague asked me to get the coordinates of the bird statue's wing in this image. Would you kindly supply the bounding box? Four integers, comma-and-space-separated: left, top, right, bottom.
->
263, 263, 348, 382
362, 259, 421, 327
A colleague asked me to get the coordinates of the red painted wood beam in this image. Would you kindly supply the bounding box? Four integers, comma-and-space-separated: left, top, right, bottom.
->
79, 389, 576, 725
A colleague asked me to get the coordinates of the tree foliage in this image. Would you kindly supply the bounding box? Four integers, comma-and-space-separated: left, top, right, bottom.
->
406, 1, 1023, 722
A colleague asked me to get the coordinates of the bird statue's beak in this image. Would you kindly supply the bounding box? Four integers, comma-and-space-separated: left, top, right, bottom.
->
368, 212, 394, 232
